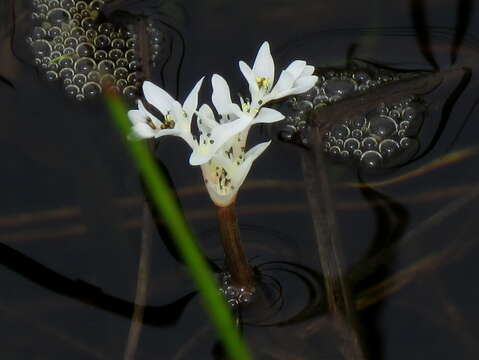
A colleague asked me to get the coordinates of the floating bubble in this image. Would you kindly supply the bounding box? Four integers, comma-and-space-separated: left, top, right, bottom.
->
75, 57, 96, 74
59, 67, 74, 79
81, 17, 95, 30
94, 50, 108, 61
31, 40, 52, 57
76, 42, 94, 57
362, 137, 378, 151
117, 58, 128, 68
98, 22, 114, 35
47, 8, 71, 25
111, 38, 125, 49
368, 114, 397, 139
379, 139, 400, 157
65, 84, 80, 97
87, 70, 101, 82
32, 26, 47, 40
323, 78, 356, 99
123, 85, 137, 99
82, 82, 101, 98
76, 1, 88, 11
331, 124, 350, 139
64, 37, 78, 48
109, 48, 123, 62
344, 138, 360, 152
86, 29, 98, 40
94, 34, 110, 49
114, 67, 128, 79
360, 150, 383, 169
402, 106, 417, 121
89, 0, 105, 11
98, 59, 115, 73
58, 56, 74, 68
45, 70, 58, 81
73, 73, 87, 87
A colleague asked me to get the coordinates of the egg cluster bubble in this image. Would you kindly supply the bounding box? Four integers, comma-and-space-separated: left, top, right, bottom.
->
218, 272, 255, 308
27, 0, 164, 102
279, 65, 424, 169
322, 97, 424, 169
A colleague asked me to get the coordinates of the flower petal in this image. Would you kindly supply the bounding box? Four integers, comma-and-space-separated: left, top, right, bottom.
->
232, 140, 271, 189
252, 41, 274, 84
301, 65, 315, 77
128, 109, 145, 125
211, 74, 233, 115
291, 75, 318, 94
197, 104, 219, 131
252, 107, 285, 125
183, 77, 204, 118
285, 60, 307, 79
189, 116, 251, 165
143, 81, 175, 115
239, 61, 259, 96
130, 123, 156, 139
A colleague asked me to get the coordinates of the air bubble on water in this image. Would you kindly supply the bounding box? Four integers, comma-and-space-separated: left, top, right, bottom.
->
73, 73, 87, 87
360, 150, 383, 169
368, 114, 397, 139
379, 139, 400, 157
82, 82, 101, 98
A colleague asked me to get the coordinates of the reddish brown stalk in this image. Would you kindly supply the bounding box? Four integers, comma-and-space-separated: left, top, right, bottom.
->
217, 203, 255, 291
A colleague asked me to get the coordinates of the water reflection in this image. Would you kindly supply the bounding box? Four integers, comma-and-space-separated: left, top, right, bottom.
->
2, 0, 479, 359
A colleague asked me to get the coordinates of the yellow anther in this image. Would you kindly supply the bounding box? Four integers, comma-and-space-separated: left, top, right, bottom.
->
242, 102, 250, 112
255, 76, 270, 89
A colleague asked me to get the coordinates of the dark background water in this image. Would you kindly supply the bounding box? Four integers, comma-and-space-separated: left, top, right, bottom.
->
1, 0, 479, 359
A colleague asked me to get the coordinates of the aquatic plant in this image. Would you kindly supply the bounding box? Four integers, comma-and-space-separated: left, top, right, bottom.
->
128, 41, 317, 300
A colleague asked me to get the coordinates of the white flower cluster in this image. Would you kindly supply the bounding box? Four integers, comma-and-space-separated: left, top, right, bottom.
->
128, 41, 317, 206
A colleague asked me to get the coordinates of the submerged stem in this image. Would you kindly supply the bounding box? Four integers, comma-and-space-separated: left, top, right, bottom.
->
217, 203, 255, 291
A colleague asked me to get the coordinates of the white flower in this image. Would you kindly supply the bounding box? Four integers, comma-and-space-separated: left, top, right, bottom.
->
127, 78, 204, 148
239, 41, 318, 109
200, 141, 272, 207
189, 74, 284, 166
127, 41, 316, 207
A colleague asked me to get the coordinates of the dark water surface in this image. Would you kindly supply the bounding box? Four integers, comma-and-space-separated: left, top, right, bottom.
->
1, 0, 479, 359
